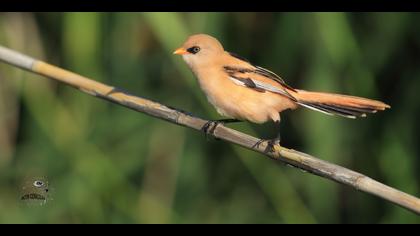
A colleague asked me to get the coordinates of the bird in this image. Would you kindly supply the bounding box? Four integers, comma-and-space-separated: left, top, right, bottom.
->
173, 34, 390, 151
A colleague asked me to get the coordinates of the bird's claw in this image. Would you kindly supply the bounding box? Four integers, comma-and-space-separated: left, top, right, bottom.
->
201, 121, 220, 140
201, 119, 240, 141
252, 138, 281, 153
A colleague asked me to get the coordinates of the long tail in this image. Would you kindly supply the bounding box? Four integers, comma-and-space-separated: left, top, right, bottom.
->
293, 89, 390, 119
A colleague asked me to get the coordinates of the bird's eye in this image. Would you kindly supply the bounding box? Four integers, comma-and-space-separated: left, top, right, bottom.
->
187, 46, 201, 54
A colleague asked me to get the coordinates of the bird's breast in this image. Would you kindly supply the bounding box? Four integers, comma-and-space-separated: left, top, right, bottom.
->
195, 70, 231, 116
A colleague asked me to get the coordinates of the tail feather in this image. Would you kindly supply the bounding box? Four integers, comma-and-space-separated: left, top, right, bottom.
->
293, 89, 390, 119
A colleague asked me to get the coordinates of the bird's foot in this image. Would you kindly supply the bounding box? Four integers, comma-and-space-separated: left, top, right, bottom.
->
201, 120, 220, 140
252, 137, 281, 153
201, 119, 241, 140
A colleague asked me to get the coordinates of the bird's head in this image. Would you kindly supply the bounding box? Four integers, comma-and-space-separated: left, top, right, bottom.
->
173, 34, 224, 69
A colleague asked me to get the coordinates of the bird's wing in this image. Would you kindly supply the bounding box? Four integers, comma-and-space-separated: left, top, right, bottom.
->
227, 51, 297, 92
224, 65, 297, 101
223, 52, 297, 101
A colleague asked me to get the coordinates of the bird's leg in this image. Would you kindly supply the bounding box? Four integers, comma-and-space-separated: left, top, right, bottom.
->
201, 119, 241, 139
253, 120, 281, 153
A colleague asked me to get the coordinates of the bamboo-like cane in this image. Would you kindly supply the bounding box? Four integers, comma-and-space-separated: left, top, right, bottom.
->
0, 45, 419, 215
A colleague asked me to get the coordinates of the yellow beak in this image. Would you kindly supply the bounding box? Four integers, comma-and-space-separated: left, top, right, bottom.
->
173, 47, 188, 55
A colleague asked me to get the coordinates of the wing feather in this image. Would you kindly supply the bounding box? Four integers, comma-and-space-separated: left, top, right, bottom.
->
228, 75, 297, 101
227, 51, 296, 92
223, 65, 296, 101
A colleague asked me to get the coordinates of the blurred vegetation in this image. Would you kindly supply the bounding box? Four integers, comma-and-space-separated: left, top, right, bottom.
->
0, 12, 419, 223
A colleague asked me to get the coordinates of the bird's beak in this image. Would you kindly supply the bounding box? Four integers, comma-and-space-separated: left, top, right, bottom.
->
173, 47, 188, 55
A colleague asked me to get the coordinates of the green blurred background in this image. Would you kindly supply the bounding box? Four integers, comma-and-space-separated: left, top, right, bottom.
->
0, 12, 419, 223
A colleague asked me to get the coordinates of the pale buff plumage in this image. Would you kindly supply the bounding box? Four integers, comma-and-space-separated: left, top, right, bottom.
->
174, 34, 390, 125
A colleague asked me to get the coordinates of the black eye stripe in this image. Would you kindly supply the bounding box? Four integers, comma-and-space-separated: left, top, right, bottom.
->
187, 46, 200, 54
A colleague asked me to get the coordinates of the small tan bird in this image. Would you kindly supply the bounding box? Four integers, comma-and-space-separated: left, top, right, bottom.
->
174, 34, 390, 150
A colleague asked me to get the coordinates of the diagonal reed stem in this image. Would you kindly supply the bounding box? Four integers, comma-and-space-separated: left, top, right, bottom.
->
0, 45, 419, 215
